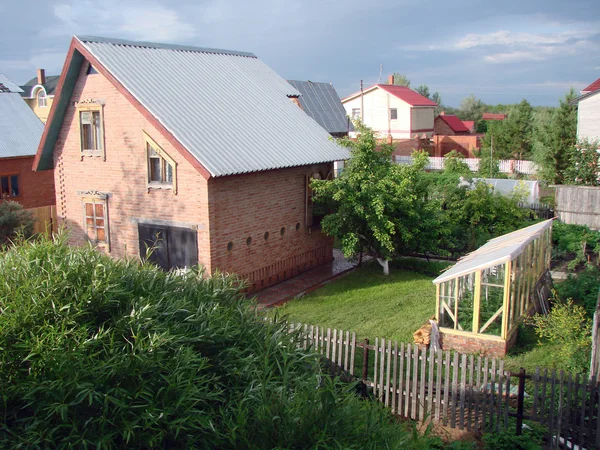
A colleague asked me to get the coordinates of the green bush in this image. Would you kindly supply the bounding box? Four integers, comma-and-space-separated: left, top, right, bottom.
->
555, 266, 600, 316
526, 299, 591, 373
482, 427, 543, 450
0, 200, 34, 243
552, 222, 600, 270
0, 235, 411, 448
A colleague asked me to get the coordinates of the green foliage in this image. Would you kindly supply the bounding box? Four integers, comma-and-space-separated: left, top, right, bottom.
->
443, 150, 471, 175
312, 123, 437, 272
552, 221, 600, 270
527, 299, 591, 373
481, 100, 533, 160
416, 84, 430, 99
533, 89, 578, 184
457, 94, 486, 122
392, 72, 411, 87
482, 426, 543, 450
555, 266, 600, 317
475, 146, 501, 178
0, 200, 34, 243
564, 139, 600, 186
0, 236, 411, 448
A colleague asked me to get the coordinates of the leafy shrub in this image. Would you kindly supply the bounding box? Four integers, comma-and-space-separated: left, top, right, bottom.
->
527, 299, 591, 373
392, 257, 452, 277
555, 266, 600, 316
0, 200, 34, 243
552, 221, 600, 270
443, 150, 471, 175
0, 235, 411, 448
482, 427, 543, 450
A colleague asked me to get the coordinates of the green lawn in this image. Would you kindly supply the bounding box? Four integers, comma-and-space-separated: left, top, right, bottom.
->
273, 261, 441, 343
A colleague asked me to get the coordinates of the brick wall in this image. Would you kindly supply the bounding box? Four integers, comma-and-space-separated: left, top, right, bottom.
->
51, 59, 333, 290
209, 165, 334, 293
52, 61, 212, 270
439, 329, 519, 358
434, 117, 458, 136
0, 156, 55, 208
433, 135, 480, 158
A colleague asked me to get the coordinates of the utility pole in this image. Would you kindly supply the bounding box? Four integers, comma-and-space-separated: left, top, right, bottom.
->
490, 134, 494, 176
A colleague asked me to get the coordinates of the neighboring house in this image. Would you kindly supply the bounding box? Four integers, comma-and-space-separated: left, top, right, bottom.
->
0, 74, 55, 208
434, 113, 470, 135
341, 75, 437, 140
19, 69, 60, 123
462, 121, 475, 133
482, 113, 507, 121
34, 36, 349, 293
575, 77, 600, 142
287, 80, 351, 138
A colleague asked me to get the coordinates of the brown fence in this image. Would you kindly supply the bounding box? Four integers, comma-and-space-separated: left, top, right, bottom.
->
290, 323, 600, 449
555, 185, 600, 230
27, 205, 57, 235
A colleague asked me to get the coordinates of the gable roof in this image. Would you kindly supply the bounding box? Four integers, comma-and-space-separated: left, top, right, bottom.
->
20, 75, 61, 98
35, 36, 349, 177
436, 114, 469, 133
0, 74, 44, 158
462, 120, 475, 131
582, 77, 600, 94
287, 80, 351, 134
342, 84, 437, 107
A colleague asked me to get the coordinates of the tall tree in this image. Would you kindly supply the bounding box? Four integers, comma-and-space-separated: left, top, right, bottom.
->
392, 73, 411, 87
311, 122, 433, 275
480, 99, 534, 160
534, 89, 578, 183
416, 84, 430, 98
458, 94, 486, 122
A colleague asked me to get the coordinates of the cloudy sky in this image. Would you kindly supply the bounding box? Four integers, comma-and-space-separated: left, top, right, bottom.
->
1, 0, 599, 106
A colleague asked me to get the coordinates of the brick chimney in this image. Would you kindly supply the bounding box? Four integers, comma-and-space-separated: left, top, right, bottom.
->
37, 69, 46, 85
387, 74, 394, 85
440, 111, 445, 115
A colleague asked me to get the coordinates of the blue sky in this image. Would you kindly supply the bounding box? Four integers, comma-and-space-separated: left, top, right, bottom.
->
1, 0, 599, 106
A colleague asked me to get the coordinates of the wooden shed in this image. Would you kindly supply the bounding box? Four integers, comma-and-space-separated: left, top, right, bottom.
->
432, 219, 554, 356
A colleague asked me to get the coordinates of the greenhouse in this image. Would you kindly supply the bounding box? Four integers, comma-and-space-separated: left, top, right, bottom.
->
432, 219, 553, 356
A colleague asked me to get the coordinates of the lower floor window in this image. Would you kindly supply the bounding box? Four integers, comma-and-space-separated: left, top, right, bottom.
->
1, 175, 19, 199
83, 197, 109, 247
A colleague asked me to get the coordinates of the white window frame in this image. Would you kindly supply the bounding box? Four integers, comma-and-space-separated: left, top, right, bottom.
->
37, 89, 47, 108
144, 131, 177, 194
352, 108, 361, 119
76, 101, 105, 159
390, 108, 398, 120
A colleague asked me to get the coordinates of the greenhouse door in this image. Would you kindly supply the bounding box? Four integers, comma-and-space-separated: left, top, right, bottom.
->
138, 224, 198, 270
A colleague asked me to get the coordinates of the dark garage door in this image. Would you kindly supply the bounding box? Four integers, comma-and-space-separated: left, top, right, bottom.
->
138, 223, 198, 270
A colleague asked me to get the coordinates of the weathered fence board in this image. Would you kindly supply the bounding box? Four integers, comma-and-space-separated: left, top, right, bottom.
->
555, 185, 600, 230
291, 322, 600, 448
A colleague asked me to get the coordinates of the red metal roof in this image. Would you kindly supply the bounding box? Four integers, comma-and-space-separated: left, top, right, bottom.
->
582, 77, 600, 93
376, 84, 438, 106
482, 113, 507, 120
438, 114, 469, 132
462, 120, 475, 131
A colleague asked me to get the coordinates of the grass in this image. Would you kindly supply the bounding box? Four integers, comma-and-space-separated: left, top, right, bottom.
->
272, 260, 445, 343
503, 324, 563, 374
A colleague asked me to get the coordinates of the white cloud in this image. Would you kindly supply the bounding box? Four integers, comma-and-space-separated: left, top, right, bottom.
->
455, 29, 594, 49
49, 0, 196, 42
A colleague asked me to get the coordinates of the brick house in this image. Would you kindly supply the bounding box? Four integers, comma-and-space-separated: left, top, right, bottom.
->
19, 69, 60, 123
434, 113, 470, 136
0, 74, 55, 217
34, 36, 349, 292
341, 75, 437, 141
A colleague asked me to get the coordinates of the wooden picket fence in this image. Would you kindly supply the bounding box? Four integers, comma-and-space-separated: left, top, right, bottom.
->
289, 323, 600, 449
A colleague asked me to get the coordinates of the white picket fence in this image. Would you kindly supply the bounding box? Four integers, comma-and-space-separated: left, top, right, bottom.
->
395, 156, 538, 175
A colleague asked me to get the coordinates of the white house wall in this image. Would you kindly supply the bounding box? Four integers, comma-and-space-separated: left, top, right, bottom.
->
577, 91, 600, 143
343, 87, 434, 139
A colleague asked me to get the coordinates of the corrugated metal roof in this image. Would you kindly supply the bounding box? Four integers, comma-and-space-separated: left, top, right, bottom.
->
433, 219, 553, 284
0, 74, 24, 93
0, 84, 44, 158
376, 84, 438, 107
20, 75, 60, 97
77, 36, 349, 177
582, 77, 600, 94
287, 80, 351, 135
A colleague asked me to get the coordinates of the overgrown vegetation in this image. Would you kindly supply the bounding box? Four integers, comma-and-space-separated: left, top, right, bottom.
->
0, 235, 421, 448
0, 200, 34, 243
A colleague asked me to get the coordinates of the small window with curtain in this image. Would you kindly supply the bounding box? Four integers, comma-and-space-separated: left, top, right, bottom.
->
77, 101, 105, 158
144, 132, 177, 193
81, 194, 109, 250
0, 175, 19, 199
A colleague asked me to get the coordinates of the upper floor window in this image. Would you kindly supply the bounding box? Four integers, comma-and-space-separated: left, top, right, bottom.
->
352, 108, 361, 119
144, 132, 177, 194
390, 108, 398, 120
76, 101, 105, 159
1, 175, 19, 199
37, 89, 47, 108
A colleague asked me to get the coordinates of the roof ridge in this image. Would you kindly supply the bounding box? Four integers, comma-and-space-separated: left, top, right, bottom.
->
76, 35, 256, 58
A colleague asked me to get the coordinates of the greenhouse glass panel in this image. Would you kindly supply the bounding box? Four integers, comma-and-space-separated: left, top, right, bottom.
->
439, 280, 456, 329
479, 264, 505, 336
456, 273, 475, 332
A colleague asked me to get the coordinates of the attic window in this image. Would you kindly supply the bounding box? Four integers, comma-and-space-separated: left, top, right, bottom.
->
37, 89, 47, 108
76, 102, 105, 159
144, 132, 177, 194
86, 64, 98, 75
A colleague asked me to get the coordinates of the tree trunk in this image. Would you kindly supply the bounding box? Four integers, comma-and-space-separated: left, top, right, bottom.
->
376, 258, 390, 275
